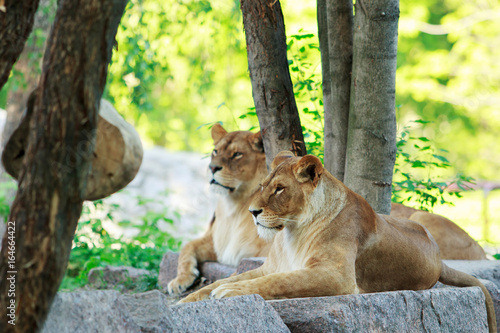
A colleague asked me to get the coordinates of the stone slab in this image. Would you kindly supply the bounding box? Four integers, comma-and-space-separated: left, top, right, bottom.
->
171, 294, 289, 333
435, 278, 499, 332
42, 290, 142, 333
236, 257, 265, 274
44, 290, 181, 332
158, 251, 236, 292
268, 287, 489, 333
88, 265, 152, 291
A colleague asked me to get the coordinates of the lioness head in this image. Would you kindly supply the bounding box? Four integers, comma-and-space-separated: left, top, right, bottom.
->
249, 151, 342, 240
208, 123, 266, 197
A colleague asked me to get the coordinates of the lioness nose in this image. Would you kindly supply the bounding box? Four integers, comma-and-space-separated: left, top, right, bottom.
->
209, 165, 222, 174
250, 209, 263, 217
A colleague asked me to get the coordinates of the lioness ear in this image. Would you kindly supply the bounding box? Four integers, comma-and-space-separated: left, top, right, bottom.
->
271, 151, 295, 170
293, 155, 323, 185
211, 123, 228, 145
249, 131, 264, 152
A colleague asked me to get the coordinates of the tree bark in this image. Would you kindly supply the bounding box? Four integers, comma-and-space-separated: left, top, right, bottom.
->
321, 0, 353, 182
0, 0, 40, 91
1, 0, 56, 149
240, 0, 307, 168
0, 0, 127, 331
343, 0, 399, 214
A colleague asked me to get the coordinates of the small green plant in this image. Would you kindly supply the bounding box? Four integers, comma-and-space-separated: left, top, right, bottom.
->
0, 178, 16, 222
61, 196, 182, 291
392, 120, 475, 211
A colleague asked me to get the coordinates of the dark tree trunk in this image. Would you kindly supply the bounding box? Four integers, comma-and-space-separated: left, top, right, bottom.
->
0, 0, 40, 91
240, 0, 307, 168
0, 0, 127, 331
343, 0, 399, 214
1, 0, 56, 149
320, 0, 353, 182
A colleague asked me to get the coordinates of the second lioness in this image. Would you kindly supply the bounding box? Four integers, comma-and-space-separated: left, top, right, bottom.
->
167, 124, 271, 295
180, 152, 496, 333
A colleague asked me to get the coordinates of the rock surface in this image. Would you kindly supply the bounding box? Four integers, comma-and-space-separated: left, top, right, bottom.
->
87, 265, 152, 291
42, 285, 498, 333
43, 290, 289, 333
158, 252, 236, 292
236, 257, 266, 274
268, 287, 489, 333
171, 294, 290, 333
434, 278, 500, 331
42, 290, 142, 333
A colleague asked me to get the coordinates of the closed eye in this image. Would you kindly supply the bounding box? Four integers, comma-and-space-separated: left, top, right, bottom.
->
232, 152, 243, 159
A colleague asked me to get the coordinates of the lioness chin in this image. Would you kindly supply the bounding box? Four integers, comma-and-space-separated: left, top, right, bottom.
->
179, 152, 496, 333
167, 124, 272, 295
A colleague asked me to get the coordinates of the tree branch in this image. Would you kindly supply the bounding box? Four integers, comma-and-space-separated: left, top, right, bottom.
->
0, 0, 127, 331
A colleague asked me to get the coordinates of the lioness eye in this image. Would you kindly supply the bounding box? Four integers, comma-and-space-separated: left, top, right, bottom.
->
232, 152, 243, 159
213, 150, 217, 156
274, 186, 285, 195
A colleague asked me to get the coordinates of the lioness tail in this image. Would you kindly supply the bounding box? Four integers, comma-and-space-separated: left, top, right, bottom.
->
439, 263, 497, 333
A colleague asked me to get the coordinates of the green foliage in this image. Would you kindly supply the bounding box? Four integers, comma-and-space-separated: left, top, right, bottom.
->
0, 179, 16, 222
60, 198, 181, 291
392, 120, 475, 211
103, 0, 254, 151
287, 31, 324, 159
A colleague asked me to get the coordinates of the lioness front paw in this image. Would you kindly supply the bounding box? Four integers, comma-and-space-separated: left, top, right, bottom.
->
209, 283, 250, 300
167, 272, 198, 295
178, 286, 213, 304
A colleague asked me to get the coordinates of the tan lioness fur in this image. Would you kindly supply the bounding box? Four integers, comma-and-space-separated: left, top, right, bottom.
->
167, 124, 272, 295
390, 203, 486, 260
180, 152, 496, 333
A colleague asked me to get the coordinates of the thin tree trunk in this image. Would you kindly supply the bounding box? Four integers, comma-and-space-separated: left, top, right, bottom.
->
0, 0, 127, 331
240, 0, 306, 168
0, 0, 40, 91
1, 0, 56, 149
321, 0, 353, 182
343, 0, 399, 214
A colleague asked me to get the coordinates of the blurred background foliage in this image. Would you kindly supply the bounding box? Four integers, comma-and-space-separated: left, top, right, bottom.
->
2, 0, 498, 180
101, 0, 498, 181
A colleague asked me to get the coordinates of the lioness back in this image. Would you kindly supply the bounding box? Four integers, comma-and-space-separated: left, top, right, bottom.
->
390, 203, 486, 260
356, 212, 441, 293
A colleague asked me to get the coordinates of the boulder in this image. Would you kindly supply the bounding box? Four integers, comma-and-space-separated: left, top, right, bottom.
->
268, 287, 489, 333
434, 278, 500, 331
1, 98, 143, 201
87, 265, 152, 291
171, 294, 290, 333
43, 290, 289, 332
236, 257, 265, 274
158, 252, 236, 292
42, 290, 141, 332
119, 290, 177, 330
43, 290, 178, 332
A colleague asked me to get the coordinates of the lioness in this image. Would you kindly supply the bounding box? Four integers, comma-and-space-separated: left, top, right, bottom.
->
180, 152, 496, 333
167, 124, 272, 295
390, 203, 486, 259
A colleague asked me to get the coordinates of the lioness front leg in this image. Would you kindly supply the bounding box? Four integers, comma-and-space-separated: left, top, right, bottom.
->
167, 230, 216, 295
179, 267, 265, 303
210, 267, 358, 300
